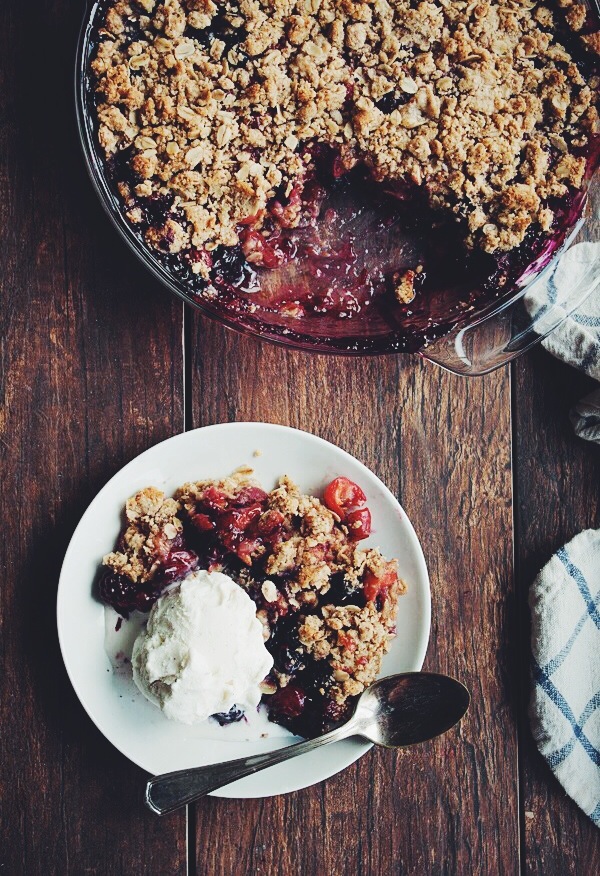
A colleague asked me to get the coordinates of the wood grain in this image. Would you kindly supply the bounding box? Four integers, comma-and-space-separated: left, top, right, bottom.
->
0, 2, 185, 873
1, 2, 598, 873
514, 349, 600, 876
188, 319, 519, 876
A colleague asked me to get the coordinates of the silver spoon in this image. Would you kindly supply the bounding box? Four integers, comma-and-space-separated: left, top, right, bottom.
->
145, 672, 470, 814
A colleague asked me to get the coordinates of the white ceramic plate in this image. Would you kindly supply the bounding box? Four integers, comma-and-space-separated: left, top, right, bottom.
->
57, 423, 430, 798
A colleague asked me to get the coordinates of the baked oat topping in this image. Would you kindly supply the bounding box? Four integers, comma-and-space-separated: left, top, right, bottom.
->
103, 486, 183, 584
98, 470, 407, 736
92, 0, 599, 262
100, 486, 199, 613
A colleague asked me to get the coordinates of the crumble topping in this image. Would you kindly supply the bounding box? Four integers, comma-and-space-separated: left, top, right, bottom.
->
298, 573, 404, 702
176, 471, 405, 712
103, 486, 183, 583
177, 465, 257, 507
93, 0, 599, 259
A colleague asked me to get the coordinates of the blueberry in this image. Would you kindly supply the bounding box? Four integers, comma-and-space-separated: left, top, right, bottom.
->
211, 244, 256, 288
184, 11, 247, 55
375, 92, 409, 114
274, 645, 305, 675
212, 705, 246, 725
98, 570, 159, 616
137, 192, 175, 226
326, 572, 366, 607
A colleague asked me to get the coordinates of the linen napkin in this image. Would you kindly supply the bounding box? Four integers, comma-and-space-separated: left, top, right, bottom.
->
524, 241, 600, 443
529, 529, 600, 827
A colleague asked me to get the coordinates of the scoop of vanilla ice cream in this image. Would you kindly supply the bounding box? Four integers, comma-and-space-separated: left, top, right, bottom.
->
132, 569, 273, 724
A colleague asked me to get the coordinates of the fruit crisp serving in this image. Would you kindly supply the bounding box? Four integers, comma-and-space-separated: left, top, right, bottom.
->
90, 0, 598, 320
99, 469, 405, 737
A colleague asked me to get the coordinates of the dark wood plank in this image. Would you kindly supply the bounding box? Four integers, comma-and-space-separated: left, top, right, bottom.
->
189, 318, 519, 876
514, 349, 600, 876
0, 2, 186, 873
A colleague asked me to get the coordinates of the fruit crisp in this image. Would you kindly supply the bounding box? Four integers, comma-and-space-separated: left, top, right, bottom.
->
92, 0, 599, 257
87, 1, 599, 348
99, 469, 406, 736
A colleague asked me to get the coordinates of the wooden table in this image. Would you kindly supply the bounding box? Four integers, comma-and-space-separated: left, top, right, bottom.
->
2, 3, 600, 873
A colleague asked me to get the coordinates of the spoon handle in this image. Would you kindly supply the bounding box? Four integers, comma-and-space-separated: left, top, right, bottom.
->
145, 721, 357, 814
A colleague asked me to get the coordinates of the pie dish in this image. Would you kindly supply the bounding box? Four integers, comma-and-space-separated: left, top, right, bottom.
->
78, 0, 599, 354
57, 423, 430, 797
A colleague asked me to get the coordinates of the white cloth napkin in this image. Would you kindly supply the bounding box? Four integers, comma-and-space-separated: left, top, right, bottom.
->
525, 241, 600, 442
529, 529, 600, 827
570, 389, 600, 442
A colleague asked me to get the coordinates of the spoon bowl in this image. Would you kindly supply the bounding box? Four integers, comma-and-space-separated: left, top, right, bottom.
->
145, 671, 470, 814
355, 672, 471, 748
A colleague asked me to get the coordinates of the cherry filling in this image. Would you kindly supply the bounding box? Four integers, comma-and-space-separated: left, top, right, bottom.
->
98, 570, 161, 615
264, 648, 354, 738
98, 538, 199, 617
261, 613, 342, 736
161, 549, 200, 583
362, 562, 399, 608
104, 127, 598, 353
185, 485, 289, 569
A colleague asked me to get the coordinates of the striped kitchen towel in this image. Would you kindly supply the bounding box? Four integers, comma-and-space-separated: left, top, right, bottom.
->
529, 529, 600, 826
525, 241, 600, 443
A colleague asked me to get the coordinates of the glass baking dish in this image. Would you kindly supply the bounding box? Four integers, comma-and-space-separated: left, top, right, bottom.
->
76, 0, 600, 375
422, 173, 599, 374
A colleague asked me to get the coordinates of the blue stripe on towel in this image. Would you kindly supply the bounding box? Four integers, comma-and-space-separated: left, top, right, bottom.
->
533, 661, 600, 767
544, 605, 600, 677
557, 549, 600, 631
579, 344, 600, 374
590, 801, 600, 827
544, 691, 600, 767
579, 690, 600, 726
546, 737, 576, 768
573, 313, 600, 327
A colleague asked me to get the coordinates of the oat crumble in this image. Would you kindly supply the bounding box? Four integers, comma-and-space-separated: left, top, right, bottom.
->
92, 0, 599, 262
103, 486, 183, 583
